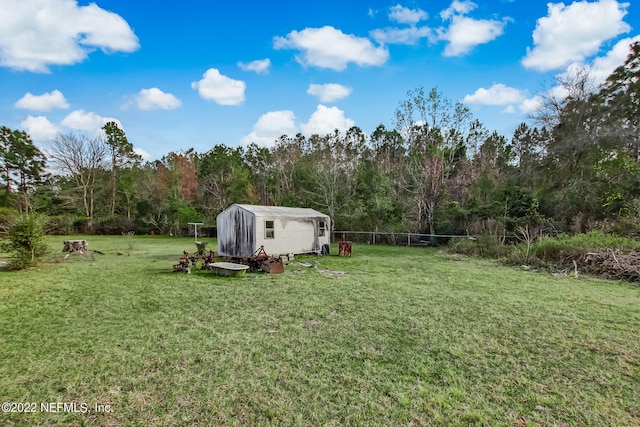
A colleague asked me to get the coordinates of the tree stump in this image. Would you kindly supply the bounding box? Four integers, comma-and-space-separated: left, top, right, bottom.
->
63, 240, 88, 254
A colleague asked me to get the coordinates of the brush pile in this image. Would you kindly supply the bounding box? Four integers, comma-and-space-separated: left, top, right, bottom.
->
552, 249, 640, 281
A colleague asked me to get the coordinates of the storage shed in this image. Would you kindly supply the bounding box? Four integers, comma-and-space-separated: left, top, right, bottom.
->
217, 204, 330, 257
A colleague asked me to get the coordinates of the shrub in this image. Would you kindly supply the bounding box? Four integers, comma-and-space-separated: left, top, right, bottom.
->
445, 235, 510, 258
94, 214, 123, 235
594, 217, 640, 238
1, 213, 51, 269
468, 218, 506, 241
47, 215, 76, 235
73, 216, 92, 234
122, 230, 135, 251
445, 237, 482, 256
476, 234, 511, 258
444, 218, 511, 258
528, 235, 564, 262
94, 215, 135, 235
0, 207, 19, 235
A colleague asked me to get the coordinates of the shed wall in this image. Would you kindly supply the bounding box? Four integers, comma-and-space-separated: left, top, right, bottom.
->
256, 215, 330, 255
217, 206, 255, 257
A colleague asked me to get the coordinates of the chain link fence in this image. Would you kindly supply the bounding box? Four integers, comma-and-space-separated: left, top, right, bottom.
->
331, 231, 472, 247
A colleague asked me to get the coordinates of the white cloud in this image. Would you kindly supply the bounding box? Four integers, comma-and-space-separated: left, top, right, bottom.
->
522, 0, 631, 72
371, 4, 432, 45
191, 68, 246, 105
519, 96, 543, 114
273, 26, 389, 71
389, 5, 428, 24
370, 26, 433, 45
134, 147, 150, 160
241, 110, 298, 147
0, 0, 139, 73
241, 105, 356, 146
300, 105, 355, 136
307, 84, 353, 103
440, 0, 477, 20
463, 83, 541, 115
563, 35, 640, 86
133, 88, 181, 111
589, 36, 640, 83
238, 58, 271, 74
438, 2, 507, 57
534, 36, 640, 113
441, 17, 506, 56
463, 83, 526, 105
60, 109, 120, 131
14, 90, 69, 111
20, 115, 59, 142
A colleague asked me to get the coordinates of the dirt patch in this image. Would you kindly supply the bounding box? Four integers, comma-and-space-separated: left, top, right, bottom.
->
287, 261, 317, 268
318, 269, 346, 277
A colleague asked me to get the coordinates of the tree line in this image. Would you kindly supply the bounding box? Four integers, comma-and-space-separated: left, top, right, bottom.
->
2, 42, 640, 240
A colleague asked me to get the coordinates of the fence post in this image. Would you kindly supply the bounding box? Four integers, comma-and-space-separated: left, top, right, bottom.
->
408, 233, 411, 247
373, 232, 376, 245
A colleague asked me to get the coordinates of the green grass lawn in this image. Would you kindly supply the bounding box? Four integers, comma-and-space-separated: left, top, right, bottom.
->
1, 236, 639, 426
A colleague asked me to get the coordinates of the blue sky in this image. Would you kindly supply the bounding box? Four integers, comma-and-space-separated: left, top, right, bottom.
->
1, 0, 639, 160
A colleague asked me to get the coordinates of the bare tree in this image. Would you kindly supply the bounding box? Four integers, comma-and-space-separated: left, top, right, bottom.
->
531, 65, 598, 130
528, 65, 613, 177
299, 128, 365, 230
394, 87, 471, 236
48, 132, 107, 226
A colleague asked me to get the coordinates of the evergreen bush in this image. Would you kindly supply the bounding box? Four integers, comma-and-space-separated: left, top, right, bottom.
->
1, 213, 51, 270
0, 207, 19, 235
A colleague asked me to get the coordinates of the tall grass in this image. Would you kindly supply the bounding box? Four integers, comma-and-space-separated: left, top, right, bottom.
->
530, 231, 640, 263
447, 230, 640, 268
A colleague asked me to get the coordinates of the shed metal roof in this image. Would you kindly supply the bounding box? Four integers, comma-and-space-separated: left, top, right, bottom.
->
232, 204, 328, 218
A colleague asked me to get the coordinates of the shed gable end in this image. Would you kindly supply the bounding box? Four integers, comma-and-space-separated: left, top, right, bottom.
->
217, 206, 255, 257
